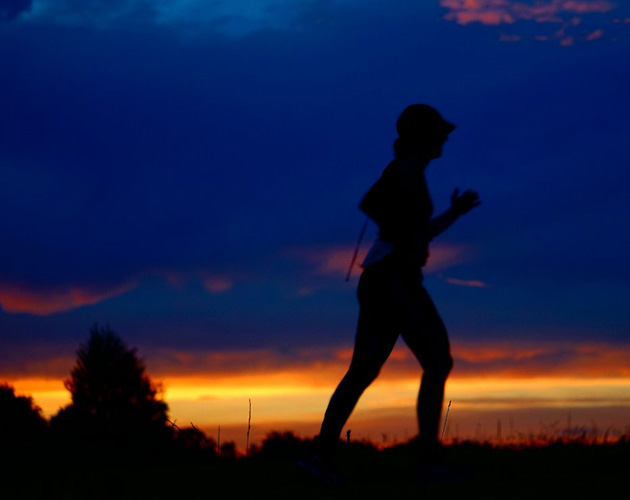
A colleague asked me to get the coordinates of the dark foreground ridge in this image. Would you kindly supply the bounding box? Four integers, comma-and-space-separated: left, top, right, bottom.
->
2, 328, 627, 498
3, 433, 629, 499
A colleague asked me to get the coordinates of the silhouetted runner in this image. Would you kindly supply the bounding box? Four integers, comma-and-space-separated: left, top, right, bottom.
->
311, 104, 480, 480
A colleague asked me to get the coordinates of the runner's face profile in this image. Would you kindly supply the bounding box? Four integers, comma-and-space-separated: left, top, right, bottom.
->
425, 130, 450, 159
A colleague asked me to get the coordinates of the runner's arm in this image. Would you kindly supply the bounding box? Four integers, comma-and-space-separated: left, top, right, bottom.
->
429, 188, 481, 239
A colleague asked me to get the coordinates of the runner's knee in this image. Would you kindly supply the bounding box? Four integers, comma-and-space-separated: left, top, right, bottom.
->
346, 362, 381, 388
425, 354, 453, 381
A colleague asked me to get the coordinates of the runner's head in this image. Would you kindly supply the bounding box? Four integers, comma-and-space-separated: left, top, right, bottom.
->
394, 104, 455, 160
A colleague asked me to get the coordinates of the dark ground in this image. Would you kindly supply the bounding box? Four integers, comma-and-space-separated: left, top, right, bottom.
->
2, 439, 628, 499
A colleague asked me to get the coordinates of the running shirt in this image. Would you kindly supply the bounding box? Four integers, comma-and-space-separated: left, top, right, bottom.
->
359, 159, 434, 268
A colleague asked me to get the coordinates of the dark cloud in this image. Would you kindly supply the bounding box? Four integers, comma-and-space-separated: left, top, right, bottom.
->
0, 0, 32, 21
0, 0, 628, 364
15, 0, 156, 26
4, 335, 630, 380
10, 0, 314, 34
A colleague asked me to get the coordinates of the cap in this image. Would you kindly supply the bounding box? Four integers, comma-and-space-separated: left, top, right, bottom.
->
396, 104, 456, 139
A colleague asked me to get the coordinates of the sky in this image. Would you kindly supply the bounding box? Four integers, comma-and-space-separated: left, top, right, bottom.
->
2, 0, 630, 448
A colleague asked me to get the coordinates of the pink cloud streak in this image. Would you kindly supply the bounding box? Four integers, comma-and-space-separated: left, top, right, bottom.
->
288, 241, 473, 279
0, 281, 137, 315
445, 277, 488, 288
441, 0, 615, 26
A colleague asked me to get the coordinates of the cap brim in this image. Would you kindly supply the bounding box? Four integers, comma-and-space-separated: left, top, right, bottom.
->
442, 121, 456, 133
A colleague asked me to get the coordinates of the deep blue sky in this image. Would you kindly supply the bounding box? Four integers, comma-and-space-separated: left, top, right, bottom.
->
1, 0, 629, 377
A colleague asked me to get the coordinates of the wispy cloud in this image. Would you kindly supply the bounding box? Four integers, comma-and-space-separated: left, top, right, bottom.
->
441, 0, 615, 25
452, 340, 630, 378
0, 280, 137, 315
445, 277, 489, 288
152, 268, 239, 294
291, 244, 358, 278
424, 242, 473, 273
586, 28, 604, 39
10, 0, 627, 43
203, 275, 234, 294
440, 0, 619, 44
15, 0, 327, 35
329, 340, 630, 380
8, 337, 629, 381
288, 241, 474, 280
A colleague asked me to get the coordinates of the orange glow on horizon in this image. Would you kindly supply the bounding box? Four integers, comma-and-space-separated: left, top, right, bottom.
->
11, 371, 630, 424
6, 339, 630, 449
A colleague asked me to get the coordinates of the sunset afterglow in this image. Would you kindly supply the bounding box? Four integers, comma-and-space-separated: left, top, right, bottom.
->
2, 0, 630, 456
9, 338, 630, 448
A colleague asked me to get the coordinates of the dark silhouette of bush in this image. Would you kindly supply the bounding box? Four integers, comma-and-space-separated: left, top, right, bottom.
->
50, 325, 172, 453
258, 431, 306, 459
0, 382, 47, 448
175, 426, 217, 459
219, 441, 238, 458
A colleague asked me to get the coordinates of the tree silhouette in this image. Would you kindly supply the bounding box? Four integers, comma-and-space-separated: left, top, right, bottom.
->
0, 382, 47, 447
51, 325, 172, 450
